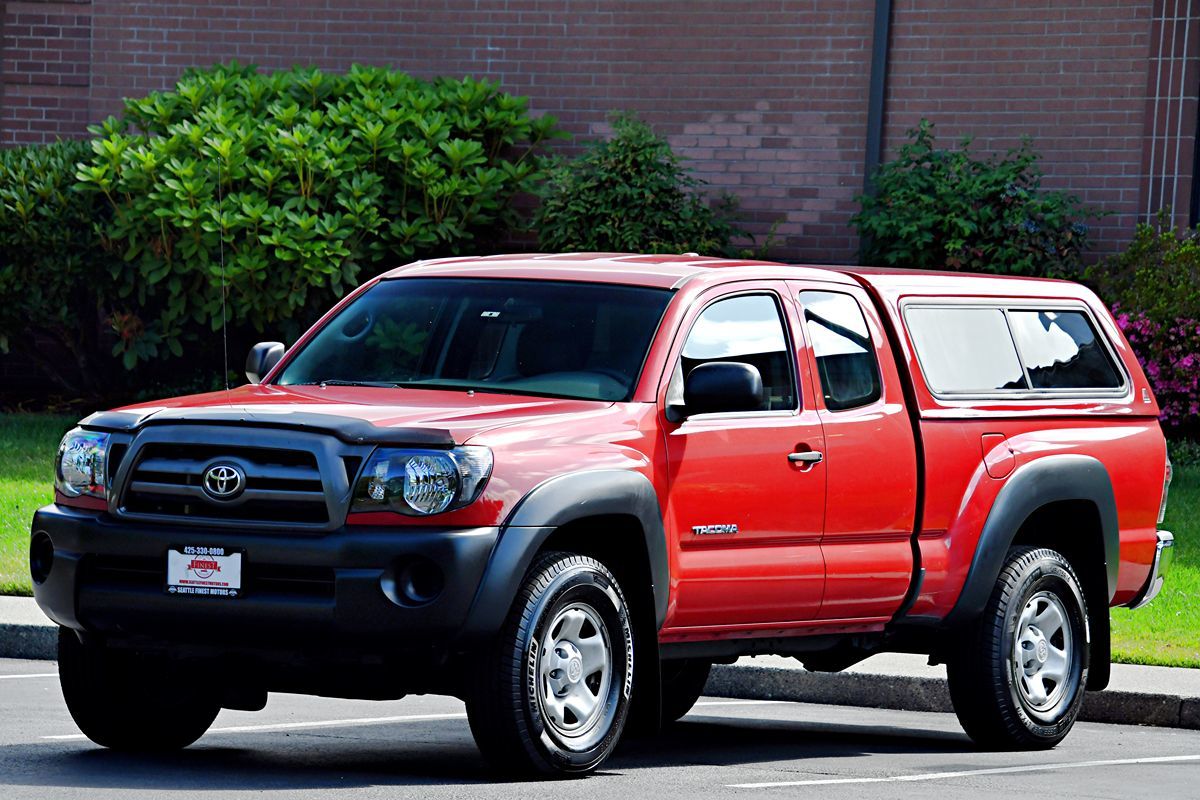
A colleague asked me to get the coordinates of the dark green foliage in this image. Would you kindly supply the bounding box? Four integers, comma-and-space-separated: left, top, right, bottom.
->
1170, 438, 1200, 467
76, 63, 563, 366
1086, 209, 1200, 323
533, 114, 739, 255
0, 141, 118, 395
852, 120, 1094, 277
1091, 212, 1200, 442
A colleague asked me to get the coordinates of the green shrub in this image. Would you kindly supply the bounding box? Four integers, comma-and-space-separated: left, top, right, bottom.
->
852, 119, 1094, 277
1087, 210, 1200, 323
534, 113, 739, 255
76, 63, 563, 366
1094, 214, 1200, 442
0, 141, 118, 395
1170, 438, 1200, 467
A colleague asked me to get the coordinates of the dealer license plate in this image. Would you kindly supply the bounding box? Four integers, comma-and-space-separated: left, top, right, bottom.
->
166, 545, 243, 598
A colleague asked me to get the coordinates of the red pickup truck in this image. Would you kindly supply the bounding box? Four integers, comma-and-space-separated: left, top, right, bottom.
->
33, 253, 1173, 776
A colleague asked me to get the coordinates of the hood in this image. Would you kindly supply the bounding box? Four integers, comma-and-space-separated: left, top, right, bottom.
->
87, 384, 609, 446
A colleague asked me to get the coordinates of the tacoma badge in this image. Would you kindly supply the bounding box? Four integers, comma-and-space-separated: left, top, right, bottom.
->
692, 523, 738, 535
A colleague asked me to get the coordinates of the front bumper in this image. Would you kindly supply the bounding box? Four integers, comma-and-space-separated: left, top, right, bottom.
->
30, 503, 498, 652
1127, 530, 1174, 610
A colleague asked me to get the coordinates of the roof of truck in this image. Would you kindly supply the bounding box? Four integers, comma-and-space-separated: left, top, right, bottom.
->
380, 252, 840, 289
380, 253, 1087, 299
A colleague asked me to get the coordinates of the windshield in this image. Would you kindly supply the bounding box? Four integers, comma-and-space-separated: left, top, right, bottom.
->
277, 278, 673, 402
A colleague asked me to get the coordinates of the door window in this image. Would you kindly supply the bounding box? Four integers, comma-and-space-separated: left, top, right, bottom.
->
799, 291, 881, 410
673, 293, 797, 411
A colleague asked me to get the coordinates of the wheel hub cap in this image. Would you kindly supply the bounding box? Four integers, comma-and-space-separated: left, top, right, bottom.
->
535, 602, 614, 750
1013, 591, 1077, 718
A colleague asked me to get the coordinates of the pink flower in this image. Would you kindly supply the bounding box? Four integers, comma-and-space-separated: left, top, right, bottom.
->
1113, 304, 1200, 437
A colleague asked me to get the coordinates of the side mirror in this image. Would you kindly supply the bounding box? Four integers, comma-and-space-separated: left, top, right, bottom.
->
679, 361, 764, 417
246, 341, 285, 385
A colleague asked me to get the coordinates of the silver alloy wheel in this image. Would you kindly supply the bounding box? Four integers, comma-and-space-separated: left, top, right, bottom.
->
536, 602, 614, 750
1012, 590, 1078, 720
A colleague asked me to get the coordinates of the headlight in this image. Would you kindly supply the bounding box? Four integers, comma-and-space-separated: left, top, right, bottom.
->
352, 446, 493, 516
55, 428, 110, 500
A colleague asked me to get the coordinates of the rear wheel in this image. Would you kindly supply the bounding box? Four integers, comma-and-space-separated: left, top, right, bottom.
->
466, 552, 634, 776
660, 659, 711, 723
58, 628, 219, 751
947, 547, 1089, 749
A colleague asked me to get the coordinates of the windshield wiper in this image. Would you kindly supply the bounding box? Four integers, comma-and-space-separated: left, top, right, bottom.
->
392, 381, 478, 392
289, 380, 399, 388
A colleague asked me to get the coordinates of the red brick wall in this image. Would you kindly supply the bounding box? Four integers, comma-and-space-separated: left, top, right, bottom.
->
78, 0, 879, 262
883, 0, 1181, 262
1141, 1, 1200, 228
1, 0, 92, 145
0, 0, 1196, 264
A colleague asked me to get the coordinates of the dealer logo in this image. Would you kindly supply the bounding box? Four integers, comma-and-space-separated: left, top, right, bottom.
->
202, 463, 245, 501
187, 558, 221, 579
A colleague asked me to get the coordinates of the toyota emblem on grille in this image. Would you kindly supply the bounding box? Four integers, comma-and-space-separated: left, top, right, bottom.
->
202, 463, 245, 501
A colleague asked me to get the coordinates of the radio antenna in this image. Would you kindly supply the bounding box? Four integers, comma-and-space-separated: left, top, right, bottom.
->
216, 144, 230, 394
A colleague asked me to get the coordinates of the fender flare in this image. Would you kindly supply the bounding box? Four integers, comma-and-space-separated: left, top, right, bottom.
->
458, 469, 669, 640
945, 454, 1119, 627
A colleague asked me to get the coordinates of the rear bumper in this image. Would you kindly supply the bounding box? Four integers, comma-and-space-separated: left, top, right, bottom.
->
30, 504, 498, 653
1126, 529, 1174, 610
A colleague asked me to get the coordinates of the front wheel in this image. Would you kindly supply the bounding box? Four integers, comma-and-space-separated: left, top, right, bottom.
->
58, 628, 219, 751
947, 546, 1089, 749
466, 552, 635, 776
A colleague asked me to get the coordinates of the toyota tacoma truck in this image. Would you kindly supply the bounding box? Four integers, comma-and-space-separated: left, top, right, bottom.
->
32, 253, 1174, 775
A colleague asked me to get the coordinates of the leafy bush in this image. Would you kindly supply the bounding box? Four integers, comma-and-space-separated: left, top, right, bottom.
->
1169, 437, 1200, 467
1113, 309, 1200, 438
0, 141, 118, 395
1091, 214, 1200, 442
76, 63, 563, 366
852, 120, 1093, 277
1087, 210, 1200, 323
534, 114, 739, 255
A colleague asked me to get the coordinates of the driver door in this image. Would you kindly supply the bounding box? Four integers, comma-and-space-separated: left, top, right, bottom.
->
660, 283, 827, 632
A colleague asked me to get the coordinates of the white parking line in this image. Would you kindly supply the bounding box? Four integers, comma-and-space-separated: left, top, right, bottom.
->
42, 712, 468, 741
728, 754, 1200, 788
0, 673, 57, 680
692, 700, 788, 708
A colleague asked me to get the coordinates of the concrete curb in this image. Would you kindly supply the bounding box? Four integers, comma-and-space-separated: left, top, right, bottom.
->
0, 622, 55, 661
708, 663, 1200, 731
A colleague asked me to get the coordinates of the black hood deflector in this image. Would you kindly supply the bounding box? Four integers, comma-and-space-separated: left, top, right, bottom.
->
79, 408, 455, 447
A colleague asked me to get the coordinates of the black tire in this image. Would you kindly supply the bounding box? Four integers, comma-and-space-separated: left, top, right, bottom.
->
58, 628, 219, 751
466, 552, 635, 776
660, 659, 711, 724
946, 546, 1089, 750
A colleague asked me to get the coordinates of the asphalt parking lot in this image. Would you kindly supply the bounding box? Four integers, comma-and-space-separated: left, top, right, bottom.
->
2, 657, 1199, 799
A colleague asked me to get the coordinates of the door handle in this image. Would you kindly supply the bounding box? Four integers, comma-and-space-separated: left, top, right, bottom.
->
788, 451, 824, 465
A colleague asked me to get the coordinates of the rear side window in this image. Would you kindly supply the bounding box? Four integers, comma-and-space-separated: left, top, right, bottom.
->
1007, 310, 1123, 390
904, 305, 1124, 396
679, 294, 797, 411
905, 307, 1028, 393
799, 291, 881, 410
